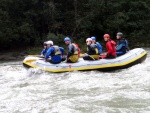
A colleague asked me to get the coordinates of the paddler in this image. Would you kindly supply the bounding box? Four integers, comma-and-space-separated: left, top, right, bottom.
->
83, 38, 99, 60
40, 41, 48, 57
91, 36, 102, 54
116, 32, 129, 56
45, 41, 64, 64
100, 34, 116, 59
64, 37, 79, 63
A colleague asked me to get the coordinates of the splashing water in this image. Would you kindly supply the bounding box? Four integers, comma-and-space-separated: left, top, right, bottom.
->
0, 49, 150, 113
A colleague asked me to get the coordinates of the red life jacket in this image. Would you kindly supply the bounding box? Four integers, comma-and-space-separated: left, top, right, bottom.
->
73, 43, 81, 57
106, 40, 116, 57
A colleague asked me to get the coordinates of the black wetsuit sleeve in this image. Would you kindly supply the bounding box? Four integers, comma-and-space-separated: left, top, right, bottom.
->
87, 45, 93, 55
67, 44, 74, 58
87, 45, 96, 55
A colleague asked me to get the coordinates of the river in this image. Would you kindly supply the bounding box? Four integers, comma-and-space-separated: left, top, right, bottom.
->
0, 49, 150, 113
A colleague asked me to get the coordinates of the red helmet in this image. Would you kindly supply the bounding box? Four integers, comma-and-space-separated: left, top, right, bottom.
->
103, 34, 110, 39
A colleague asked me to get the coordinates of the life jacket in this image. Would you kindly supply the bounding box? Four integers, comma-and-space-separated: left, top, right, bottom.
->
87, 44, 99, 55
72, 43, 80, 57
124, 39, 129, 51
67, 43, 79, 63
117, 38, 129, 52
70, 43, 78, 55
51, 46, 61, 56
96, 42, 102, 54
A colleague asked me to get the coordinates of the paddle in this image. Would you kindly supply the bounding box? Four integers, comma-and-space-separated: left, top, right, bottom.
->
24, 55, 45, 61
27, 55, 44, 57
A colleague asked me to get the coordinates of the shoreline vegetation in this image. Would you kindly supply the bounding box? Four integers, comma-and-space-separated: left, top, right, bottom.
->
0, 47, 42, 61
0, 0, 150, 55
0, 0, 150, 61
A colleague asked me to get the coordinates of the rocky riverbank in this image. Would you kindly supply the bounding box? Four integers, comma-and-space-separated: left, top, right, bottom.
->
0, 52, 27, 61
0, 47, 42, 61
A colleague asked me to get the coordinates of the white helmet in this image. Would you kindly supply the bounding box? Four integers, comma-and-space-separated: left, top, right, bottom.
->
86, 38, 92, 42
46, 40, 53, 45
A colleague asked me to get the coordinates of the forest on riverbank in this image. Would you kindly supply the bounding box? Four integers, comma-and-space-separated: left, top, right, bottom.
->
0, 0, 150, 52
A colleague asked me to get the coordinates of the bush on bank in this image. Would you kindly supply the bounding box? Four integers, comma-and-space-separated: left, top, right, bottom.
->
0, 0, 150, 51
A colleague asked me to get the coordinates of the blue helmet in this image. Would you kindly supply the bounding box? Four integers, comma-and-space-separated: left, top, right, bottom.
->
91, 36, 96, 40
64, 37, 71, 42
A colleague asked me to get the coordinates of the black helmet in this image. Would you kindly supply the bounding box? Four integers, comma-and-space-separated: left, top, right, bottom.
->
117, 32, 123, 37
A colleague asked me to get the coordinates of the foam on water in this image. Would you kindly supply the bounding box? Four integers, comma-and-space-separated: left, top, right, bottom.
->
0, 52, 150, 113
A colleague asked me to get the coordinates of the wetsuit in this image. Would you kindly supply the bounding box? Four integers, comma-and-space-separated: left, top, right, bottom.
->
116, 38, 129, 56
45, 46, 64, 64
83, 44, 99, 60
67, 43, 79, 63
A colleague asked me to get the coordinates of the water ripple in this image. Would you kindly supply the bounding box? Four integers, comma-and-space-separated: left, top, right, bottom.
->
0, 56, 150, 113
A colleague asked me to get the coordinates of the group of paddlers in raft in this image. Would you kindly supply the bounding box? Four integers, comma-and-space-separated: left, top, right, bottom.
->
40, 32, 129, 64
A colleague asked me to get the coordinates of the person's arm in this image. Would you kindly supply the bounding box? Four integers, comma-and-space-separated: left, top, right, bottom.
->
116, 39, 126, 51
87, 45, 91, 55
41, 49, 45, 55
116, 44, 123, 51
96, 42, 102, 54
67, 44, 73, 58
45, 48, 53, 59
116, 51, 125, 56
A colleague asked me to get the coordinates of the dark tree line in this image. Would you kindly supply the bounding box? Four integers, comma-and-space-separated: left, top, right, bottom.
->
0, 0, 150, 51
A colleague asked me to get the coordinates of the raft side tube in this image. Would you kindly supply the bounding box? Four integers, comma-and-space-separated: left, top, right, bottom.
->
22, 48, 147, 73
